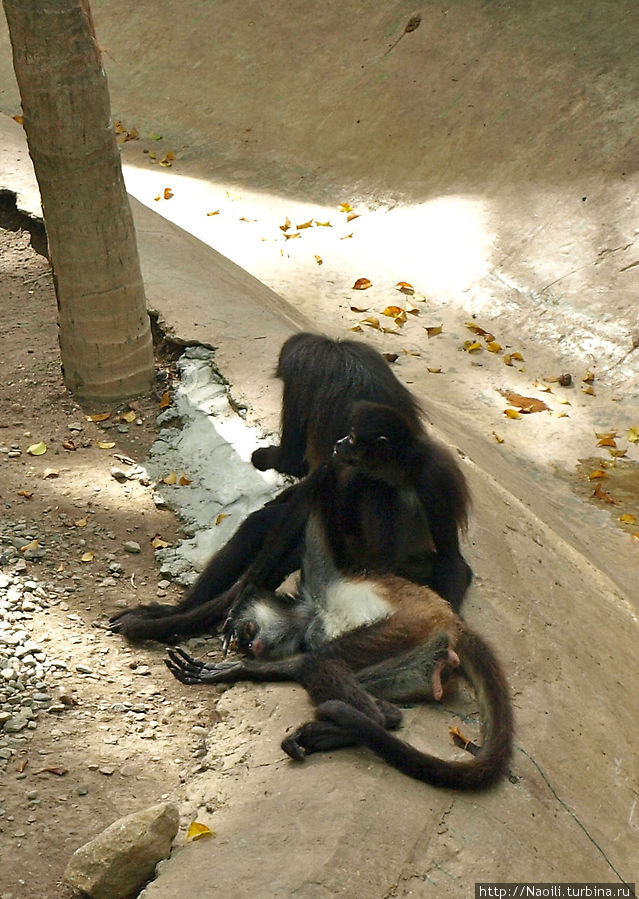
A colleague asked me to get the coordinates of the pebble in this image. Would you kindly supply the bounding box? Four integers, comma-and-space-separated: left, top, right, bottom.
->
124, 541, 141, 554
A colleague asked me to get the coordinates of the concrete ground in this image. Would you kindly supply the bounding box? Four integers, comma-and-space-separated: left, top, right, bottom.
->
1, 1, 638, 895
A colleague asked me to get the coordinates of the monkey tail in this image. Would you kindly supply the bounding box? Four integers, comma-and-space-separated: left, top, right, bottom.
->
316, 629, 513, 790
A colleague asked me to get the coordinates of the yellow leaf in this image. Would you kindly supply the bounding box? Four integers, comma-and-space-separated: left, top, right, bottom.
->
503, 352, 524, 366
619, 513, 637, 524
120, 410, 137, 423
17, 490, 33, 499
315, 220, 332, 227
81, 552, 94, 562
492, 431, 505, 444
382, 305, 404, 317
404, 301, 419, 315
296, 220, 313, 230
186, 821, 214, 842
160, 152, 176, 167
597, 436, 617, 447
178, 473, 192, 486
215, 513, 231, 526
20, 540, 39, 554
159, 392, 171, 409
161, 471, 178, 485
424, 325, 443, 338
593, 483, 616, 504
608, 448, 628, 458
352, 278, 372, 290
284, 231, 300, 240
595, 430, 617, 441
463, 341, 482, 353
350, 305, 369, 313
582, 385, 595, 396
314, 255, 323, 265
551, 410, 569, 418
588, 470, 608, 480
86, 413, 111, 422
163, 188, 174, 200
27, 442, 47, 456
42, 468, 59, 479
627, 426, 639, 444
427, 367, 443, 374
340, 232, 354, 240
501, 391, 550, 414
346, 212, 360, 223
395, 281, 415, 295
349, 324, 363, 332
486, 341, 502, 353
97, 441, 116, 449
279, 217, 291, 232
338, 202, 353, 213
582, 371, 595, 383
359, 316, 380, 330
151, 536, 171, 548
206, 210, 220, 216
504, 408, 522, 419
74, 518, 88, 527
402, 348, 421, 356
13, 114, 24, 125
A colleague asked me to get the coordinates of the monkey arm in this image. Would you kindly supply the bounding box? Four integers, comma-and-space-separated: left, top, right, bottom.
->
165, 647, 303, 685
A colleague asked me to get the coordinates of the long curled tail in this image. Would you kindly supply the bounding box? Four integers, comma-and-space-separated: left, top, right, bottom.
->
316, 628, 513, 790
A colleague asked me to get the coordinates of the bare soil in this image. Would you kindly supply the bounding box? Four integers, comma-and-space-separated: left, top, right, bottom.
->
0, 225, 213, 898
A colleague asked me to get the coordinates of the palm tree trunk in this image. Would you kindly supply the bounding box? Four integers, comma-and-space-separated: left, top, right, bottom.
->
2, 0, 154, 401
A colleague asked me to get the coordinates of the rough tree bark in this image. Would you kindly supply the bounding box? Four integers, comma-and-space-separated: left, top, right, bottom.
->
2, 0, 154, 401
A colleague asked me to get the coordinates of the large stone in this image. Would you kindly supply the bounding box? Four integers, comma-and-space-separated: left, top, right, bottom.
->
64, 802, 179, 899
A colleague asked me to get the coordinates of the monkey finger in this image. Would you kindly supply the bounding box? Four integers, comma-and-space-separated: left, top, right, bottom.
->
164, 658, 205, 685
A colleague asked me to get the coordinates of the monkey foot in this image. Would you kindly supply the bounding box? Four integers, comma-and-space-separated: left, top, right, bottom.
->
165, 647, 243, 685
282, 717, 359, 760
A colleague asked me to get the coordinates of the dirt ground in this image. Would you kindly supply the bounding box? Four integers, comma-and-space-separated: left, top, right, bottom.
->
0, 224, 223, 898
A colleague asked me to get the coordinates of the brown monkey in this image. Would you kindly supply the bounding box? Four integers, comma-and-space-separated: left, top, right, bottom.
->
166, 404, 512, 790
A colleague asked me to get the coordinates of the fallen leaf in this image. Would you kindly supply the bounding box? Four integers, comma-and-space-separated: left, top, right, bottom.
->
120, 410, 137, 423
340, 232, 353, 240
550, 410, 569, 418
314, 255, 323, 265
215, 513, 231, 526
492, 431, 505, 444
582, 385, 596, 396
315, 220, 332, 227
502, 391, 550, 414
582, 371, 595, 383
27, 442, 47, 456
160, 152, 176, 167
608, 448, 628, 458
279, 217, 291, 232
449, 725, 472, 747
151, 535, 171, 549
74, 518, 88, 528
359, 316, 380, 330
427, 367, 443, 374
588, 470, 608, 480
395, 281, 415, 295
352, 278, 372, 290
296, 220, 313, 230
404, 301, 419, 315
503, 352, 524, 366
402, 348, 421, 356
593, 483, 616, 504
627, 426, 639, 444
42, 468, 59, 479
17, 489, 34, 499
534, 382, 553, 393
465, 322, 494, 340
206, 210, 220, 216
36, 766, 68, 776
350, 305, 369, 313
81, 552, 94, 562
424, 325, 443, 338
349, 324, 363, 332
382, 305, 404, 317
338, 202, 353, 213
504, 408, 522, 419
16, 758, 28, 773
595, 430, 617, 441
97, 441, 116, 449
283, 231, 300, 240
161, 471, 178, 485
13, 114, 24, 125
20, 540, 39, 554
382, 353, 399, 363
159, 392, 171, 409
86, 413, 111, 422
346, 212, 360, 223
486, 341, 502, 353
178, 473, 192, 486
148, 132, 163, 140
619, 513, 637, 524
597, 436, 617, 447
163, 188, 174, 200
62, 440, 77, 451
463, 340, 482, 353
186, 821, 214, 841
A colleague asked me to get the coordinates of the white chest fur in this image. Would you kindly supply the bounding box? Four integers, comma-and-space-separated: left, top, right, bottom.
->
319, 578, 392, 640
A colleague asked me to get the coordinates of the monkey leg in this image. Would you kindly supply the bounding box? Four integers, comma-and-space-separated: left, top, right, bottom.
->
357, 634, 460, 703
430, 552, 473, 611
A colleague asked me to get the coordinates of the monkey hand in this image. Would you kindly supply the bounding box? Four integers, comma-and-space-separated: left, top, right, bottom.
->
165, 647, 245, 685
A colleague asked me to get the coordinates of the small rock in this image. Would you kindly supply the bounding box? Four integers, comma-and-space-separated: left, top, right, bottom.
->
123, 542, 141, 554
64, 802, 179, 899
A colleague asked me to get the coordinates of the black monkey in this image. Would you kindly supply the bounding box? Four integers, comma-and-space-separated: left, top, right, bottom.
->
167, 404, 512, 790
110, 335, 471, 642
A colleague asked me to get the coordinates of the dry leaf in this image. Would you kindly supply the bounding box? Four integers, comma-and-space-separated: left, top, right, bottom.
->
36, 766, 68, 776
215, 513, 231, 526
159, 392, 171, 409
502, 391, 550, 414
283, 231, 300, 240
13, 114, 24, 125
20, 540, 39, 554
279, 217, 291, 232
608, 448, 628, 458
178, 473, 192, 486
340, 232, 353, 240
486, 341, 502, 353
27, 442, 47, 456
16, 758, 28, 773
627, 426, 639, 444
161, 471, 178, 485
62, 440, 77, 450
492, 431, 505, 444
503, 352, 524, 366
395, 281, 415, 295
427, 367, 443, 374
350, 305, 369, 313
296, 220, 313, 230
582, 385, 596, 396
163, 188, 174, 200
206, 210, 220, 216
404, 302, 418, 315
463, 341, 482, 353
151, 536, 171, 548
597, 436, 617, 447
359, 316, 381, 330
588, 470, 608, 480
593, 483, 616, 504
186, 821, 214, 841
314, 255, 323, 265
424, 325, 443, 338
449, 725, 472, 747
86, 413, 111, 422
315, 220, 332, 227
97, 441, 116, 449
504, 408, 522, 419
352, 278, 372, 290
382, 353, 399, 363
120, 410, 137, 423
382, 305, 404, 318
338, 202, 353, 213
582, 371, 595, 383
402, 348, 421, 356
160, 152, 176, 167
346, 212, 360, 223
74, 518, 88, 528
42, 468, 59, 479
17, 490, 34, 499
465, 322, 494, 340
595, 430, 617, 440
81, 551, 94, 562
619, 513, 637, 524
